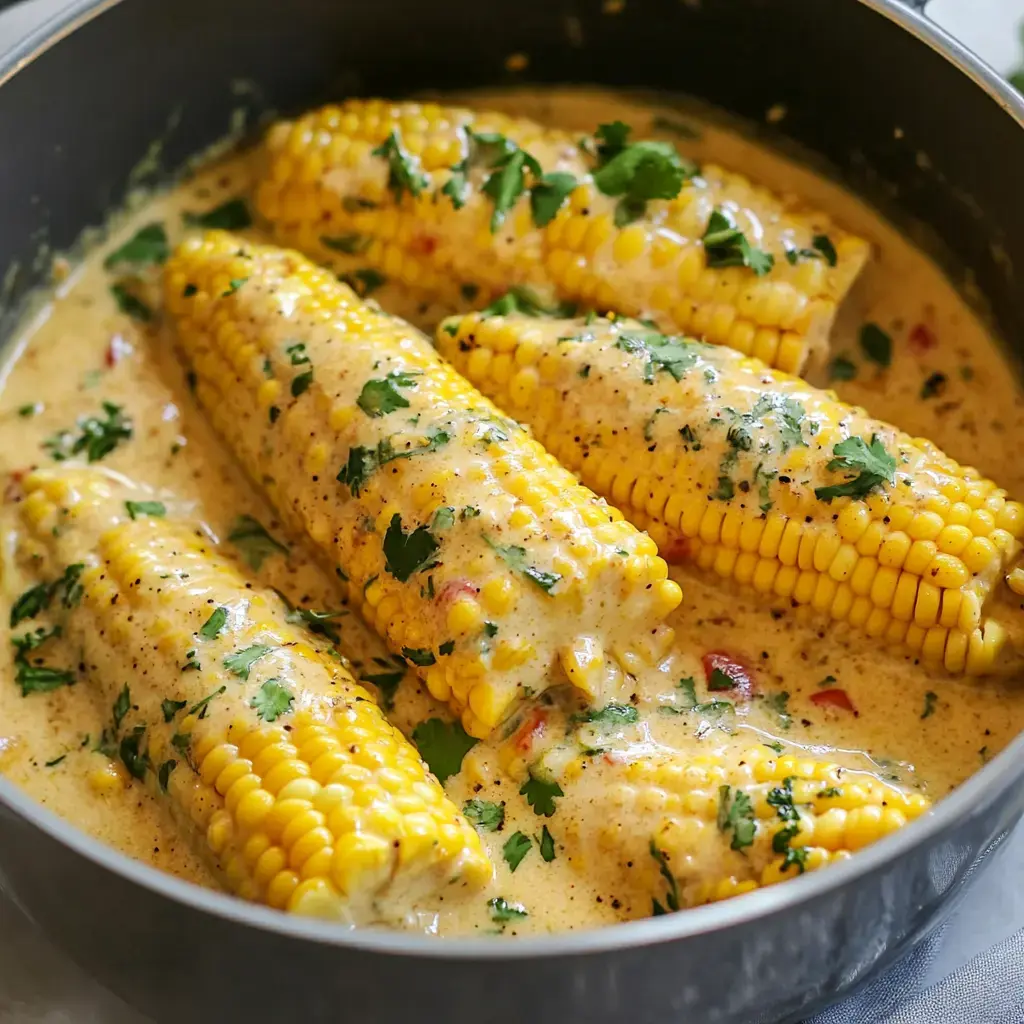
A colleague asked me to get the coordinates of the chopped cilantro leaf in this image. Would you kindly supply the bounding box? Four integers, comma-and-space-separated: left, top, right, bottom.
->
183, 197, 252, 230
158, 759, 176, 792
649, 840, 680, 914
198, 606, 228, 641
125, 500, 166, 519
119, 724, 150, 780
614, 331, 703, 383
519, 772, 563, 817
356, 370, 419, 417
717, 785, 757, 850
676, 677, 698, 710
112, 683, 131, 732
340, 268, 387, 297
463, 799, 505, 832
830, 355, 858, 382
161, 698, 187, 723
479, 285, 575, 319
502, 831, 532, 872
45, 401, 133, 462
336, 428, 450, 497
412, 717, 478, 785
291, 370, 313, 397
439, 639, 456, 656
104, 222, 169, 269
222, 277, 248, 297
373, 130, 429, 201
187, 685, 226, 720
921, 690, 938, 719
17, 661, 76, 696
815, 434, 897, 503
250, 679, 294, 722
702, 209, 774, 275
530, 171, 578, 227
320, 234, 369, 255
383, 514, 441, 582
859, 323, 893, 368
485, 535, 561, 594
577, 703, 639, 726
45, 753, 67, 768
10, 582, 54, 627
488, 897, 527, 924
223, 644, 273, 680
228, 515, 288, 570
361, 669, 404, 709
761, 691, 792, 730
11, 625, 61, 656
402, 646, 436, 667
539, 824, 556, 862
110, 283, 154, 323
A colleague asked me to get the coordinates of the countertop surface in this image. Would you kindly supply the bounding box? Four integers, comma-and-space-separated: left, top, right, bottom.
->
0, 0, 1023, 1021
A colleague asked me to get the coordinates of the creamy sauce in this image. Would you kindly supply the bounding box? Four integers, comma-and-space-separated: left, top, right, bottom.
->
2, 88, 1024, 937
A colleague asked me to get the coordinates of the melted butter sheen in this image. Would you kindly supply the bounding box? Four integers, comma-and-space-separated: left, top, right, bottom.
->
1, 88, 1023, 937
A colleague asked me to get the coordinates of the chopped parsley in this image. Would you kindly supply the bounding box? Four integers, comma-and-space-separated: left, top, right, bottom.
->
104, 222, 169, 269
16, 661, 76, 696
649, 840, 680, 915
539, 825, 556, 862
488, 896, 528, 924
118, 725, 151, 780
251, 679, 294, 722
576, 703, 639, 726
502, 831, 532, 872
227, 515, 289, 570
373, 130, 429, 201
158, 759, 177, 792
815, 435, 897, 503
356, 370, 420, 417
829, 355, 858, 382
921, 690, 938, 720
519, 772, 563, 817
125, 500, 166, 519
591, 122, 696, 226
383, 513, 440, 582
463, 799, 505, 832
320, 233, 369, 255
717, 785, 757, 850
402, 646, 437, 667
183, 197, 252, 230
702, 209, 774, 275
198, 606, 228, 640
161, 698, 187, 722
412, 717, 478, 785
45, 401, 133, 462
485, 535, 561, 594
613, 331, 703, 383
530, 171, 578, 227
859, 323, 893, 368
336, 427, 450, 496
920, 372, 947, 399
340, 268, 387, 297
109, 283, 154, 323
223, 644, 273, 680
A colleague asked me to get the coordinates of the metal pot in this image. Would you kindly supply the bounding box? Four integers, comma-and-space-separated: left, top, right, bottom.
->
0, 1, 1021, 1021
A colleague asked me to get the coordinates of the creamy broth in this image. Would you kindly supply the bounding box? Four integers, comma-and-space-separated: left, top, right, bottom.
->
2, 88, 1023, 936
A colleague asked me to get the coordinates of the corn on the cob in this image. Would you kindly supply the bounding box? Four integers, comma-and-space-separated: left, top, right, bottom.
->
163, 232, 681, 737
254, 99, 870, 373
602, 745, 930, 912
18, 468, 492, 922
438, 312, 1024, 674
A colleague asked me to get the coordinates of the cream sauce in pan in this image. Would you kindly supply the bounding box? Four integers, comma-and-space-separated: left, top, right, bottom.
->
1, 88, 1023, 936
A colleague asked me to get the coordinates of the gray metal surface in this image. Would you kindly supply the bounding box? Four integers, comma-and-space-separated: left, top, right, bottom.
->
1, 1, 1023, 1022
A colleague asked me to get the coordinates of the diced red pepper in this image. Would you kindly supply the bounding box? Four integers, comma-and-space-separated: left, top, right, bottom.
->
659, 532, 692, 564
513, 708, 548, 753
702, 651, 755, 697
105, 333, 133, 367
436, 579, 479, 606
811, 688, 858, 714
411, 234, 438, 256
908, 322, 937, 355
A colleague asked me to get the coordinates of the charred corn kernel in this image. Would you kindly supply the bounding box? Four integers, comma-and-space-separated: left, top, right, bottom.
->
256, 99, 870, 373
604, 745, 928, 914
438, 311, 1024, 676
18, 468, 491, 923
164, 234, 677, 736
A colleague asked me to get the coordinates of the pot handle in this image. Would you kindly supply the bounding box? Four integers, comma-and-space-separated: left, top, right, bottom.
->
893, 0, 929, 9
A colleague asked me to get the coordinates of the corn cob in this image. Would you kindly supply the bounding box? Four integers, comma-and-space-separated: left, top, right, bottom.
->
163, 232, 681, 737
17, 468, 492, 922
438, 312, 1024, 675
254, 99, 870, 373
603, 745, 930, 912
